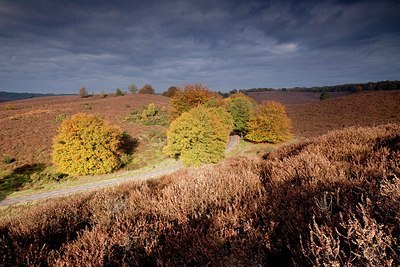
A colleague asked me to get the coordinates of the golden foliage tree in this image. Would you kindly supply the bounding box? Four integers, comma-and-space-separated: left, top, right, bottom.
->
53, 113, 123, 175
245, 101, 292, 143
164, 106, 233, 166
170, 83, 224, 119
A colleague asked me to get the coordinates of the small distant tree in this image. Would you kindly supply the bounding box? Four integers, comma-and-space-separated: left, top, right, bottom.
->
99, 91, 107, 98
78, 87, 88, 98
164, 106, 233, 166
162, 86, 180, 97
128, 84, 138, 94
53, 113, 124, 175
115, 88, 124, 96
245, 101, 292, 143
354, 85, 363, 93
226, 93, 256, 136
138, 84, 155, 94
320, 91, 330, 100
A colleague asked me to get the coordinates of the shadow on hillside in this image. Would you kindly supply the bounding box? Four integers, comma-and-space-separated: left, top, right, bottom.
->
120, 132, 139, 155
0, 163, 45, 201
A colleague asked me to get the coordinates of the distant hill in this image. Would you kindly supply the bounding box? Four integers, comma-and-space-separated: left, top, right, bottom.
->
0, 91, 54, 103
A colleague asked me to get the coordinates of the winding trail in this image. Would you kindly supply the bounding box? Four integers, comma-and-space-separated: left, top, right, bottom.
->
0, 135, 240, 207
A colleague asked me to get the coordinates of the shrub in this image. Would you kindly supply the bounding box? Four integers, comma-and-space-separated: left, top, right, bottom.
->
320, 91, 330, 100
115, 88, 124, 96
138, 84, 155, 94
226, 93, 256, 136
3, 156, 16, 164
164, 106, 233, 166
52, 113, 124, 175
128, 84, 138, 94
126, 103, 169, 126
170, 83, 224, 119
245, 101, 292, 143
78, 87, 88, 98
3, 105, 15, 111
55, 114, 69, 123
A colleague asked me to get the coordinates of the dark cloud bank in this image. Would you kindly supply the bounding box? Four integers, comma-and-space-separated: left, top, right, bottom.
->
0, 0, 399, 93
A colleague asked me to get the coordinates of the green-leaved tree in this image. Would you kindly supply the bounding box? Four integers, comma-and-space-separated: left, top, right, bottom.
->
226, 93, 256, 136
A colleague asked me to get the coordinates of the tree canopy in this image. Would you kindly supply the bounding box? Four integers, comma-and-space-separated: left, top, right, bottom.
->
164, 106, 233, 166
245, 101, 292, 143
53, 113, 124, 175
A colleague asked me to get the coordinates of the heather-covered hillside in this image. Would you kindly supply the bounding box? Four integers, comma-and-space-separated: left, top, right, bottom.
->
1, 124, 399, 266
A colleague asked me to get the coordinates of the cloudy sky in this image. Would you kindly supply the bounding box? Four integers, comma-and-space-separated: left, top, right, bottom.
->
0, 0, 399, 94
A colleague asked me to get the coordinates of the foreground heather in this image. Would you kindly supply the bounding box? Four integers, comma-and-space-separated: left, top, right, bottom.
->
1, 124, 399, 266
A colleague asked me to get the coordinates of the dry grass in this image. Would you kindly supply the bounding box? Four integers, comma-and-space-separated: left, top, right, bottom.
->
0, 123, 399, 265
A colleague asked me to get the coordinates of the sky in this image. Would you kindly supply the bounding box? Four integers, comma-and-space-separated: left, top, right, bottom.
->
0, 0, 399, 94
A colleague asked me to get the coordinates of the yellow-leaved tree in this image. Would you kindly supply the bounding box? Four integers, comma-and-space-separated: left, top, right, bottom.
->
245, 101, 292, 143
53, 113, 123, 175
164, 106, 233, 166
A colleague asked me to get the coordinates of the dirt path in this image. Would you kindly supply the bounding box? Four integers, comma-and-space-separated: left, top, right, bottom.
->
0, 135, 240, 207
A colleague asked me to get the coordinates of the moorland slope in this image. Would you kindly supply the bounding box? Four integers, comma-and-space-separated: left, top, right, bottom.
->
0, 123, 399, 266
0, 94, 170, 169
249, 90, 400, 138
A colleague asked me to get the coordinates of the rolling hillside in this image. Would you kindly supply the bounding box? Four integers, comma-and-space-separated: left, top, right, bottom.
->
249, 90, 400, 138
0, 94, 170, 169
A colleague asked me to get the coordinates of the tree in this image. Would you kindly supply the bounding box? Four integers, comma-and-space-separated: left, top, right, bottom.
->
78, 87, 88, 98
115, 88, 124, 96
99, 91, 107, 98
320, 91, 330, 100
354, 85, 363, 93
128, 84, 138, 94
170, 83, 224, 119
245, 101, 292, 143
164, 106, 233, 166
53, 113, 124, 175
162, 86, 180, 97
226, 93, 256, 136
138, 84, 155, 94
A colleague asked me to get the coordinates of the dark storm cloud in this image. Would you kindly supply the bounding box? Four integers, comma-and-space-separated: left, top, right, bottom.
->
0, 0, 399, 93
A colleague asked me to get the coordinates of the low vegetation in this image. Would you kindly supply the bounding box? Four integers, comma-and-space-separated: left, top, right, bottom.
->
52, 113, 125, 175
0, 124, 398, 265
126, 103, 169, 126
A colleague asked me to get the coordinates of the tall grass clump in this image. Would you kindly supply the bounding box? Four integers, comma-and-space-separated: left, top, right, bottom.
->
1, 123, 399, 266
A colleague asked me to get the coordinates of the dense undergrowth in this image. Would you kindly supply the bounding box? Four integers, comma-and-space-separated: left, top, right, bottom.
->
0, 124, 399, 266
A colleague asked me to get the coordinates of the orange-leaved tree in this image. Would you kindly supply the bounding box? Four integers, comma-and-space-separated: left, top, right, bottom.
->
164, 106, 233, 166
53, 113, 124, 175
245, 101, 292, 143
170, 83, 224, 119
138, 84, 155, 94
